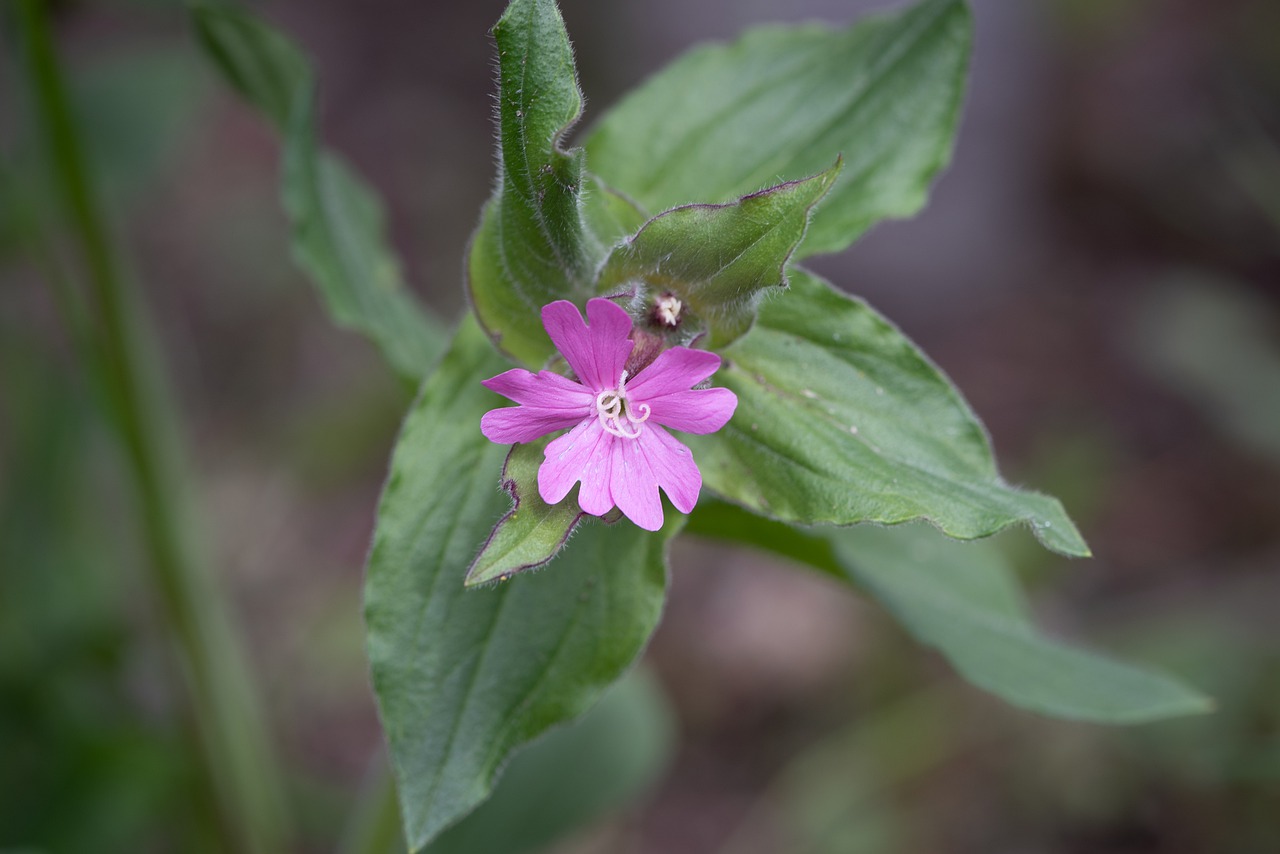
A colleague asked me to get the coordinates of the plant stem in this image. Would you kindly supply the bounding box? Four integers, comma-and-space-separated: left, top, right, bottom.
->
340, 756, 406, 854
15, 2, 291, 850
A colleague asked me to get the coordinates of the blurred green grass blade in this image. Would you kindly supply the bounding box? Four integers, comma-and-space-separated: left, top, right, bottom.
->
73, 46, 209, 204
365, 317, 677, 851
0, 331, 199, 851
1136, 275, 1280, 464
14, 1, 291, 850
688, 503, 1212, 723
191, 3, 445, 381
584, 0, 970, 258
339, 758, 406, 854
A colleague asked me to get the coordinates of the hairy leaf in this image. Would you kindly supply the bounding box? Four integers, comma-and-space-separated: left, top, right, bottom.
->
585, 0, 970, 258
691, 269, 1089, 556
424, 669, 673, 854
688, 503, 1211, 723
598, 160, 840, 348
365, 318, 676, 850
468, 0, 602, 367
582, 173, 648, 248
192, 4, 444, 381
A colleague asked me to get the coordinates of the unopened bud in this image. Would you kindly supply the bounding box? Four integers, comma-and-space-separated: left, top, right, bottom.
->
625, 328, 665, 376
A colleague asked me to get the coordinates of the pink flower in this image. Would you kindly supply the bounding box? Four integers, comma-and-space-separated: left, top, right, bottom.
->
480, 298, 738, 531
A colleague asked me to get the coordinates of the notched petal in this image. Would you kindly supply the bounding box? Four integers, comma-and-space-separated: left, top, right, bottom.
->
610, 436, 664, 531
640, 425, 702, 514
541, 298, 634, 390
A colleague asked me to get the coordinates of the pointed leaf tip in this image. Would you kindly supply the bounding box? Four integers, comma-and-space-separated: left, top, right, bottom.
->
690, 269, 1091, 557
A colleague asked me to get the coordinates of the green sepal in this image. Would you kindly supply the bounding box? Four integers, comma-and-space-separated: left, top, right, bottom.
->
465, 438, 585, 587
598, 160, 841, 348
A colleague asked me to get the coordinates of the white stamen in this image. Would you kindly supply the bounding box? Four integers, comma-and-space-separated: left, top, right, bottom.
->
655, 294, 683, 327
595, 371, 647, 439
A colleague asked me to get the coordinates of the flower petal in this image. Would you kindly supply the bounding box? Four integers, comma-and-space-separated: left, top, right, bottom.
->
646, 387, 738, 434
638, 424, 702, 514
625, 347, 722, 399
539, 418, 609, 509
481, 406, 586, 444
542, 299, 633, 391
480, 368, 594, 444
576, 431, 617, 518
610, 434, 664, 531
482, 368, 594, 409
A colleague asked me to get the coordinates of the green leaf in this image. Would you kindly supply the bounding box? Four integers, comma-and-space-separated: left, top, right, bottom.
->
191, 3, 306, 128
192, 4, 445, 381
582, 173, 647, 248
691, 268, 1090, 556
829, 525, 1213, 723
468, 0, 602, 367
283, 98, 445, 380
365, 317, 677, 851
464, 438, 584, 587
424, 669, 674, 854
688, 503, 1212, 723
584, 0, 971, 258
684, 500, 843, 579
597, 160, 841, 348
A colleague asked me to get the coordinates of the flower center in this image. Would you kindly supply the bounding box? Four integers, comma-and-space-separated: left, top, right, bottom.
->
596, 370, 651, 439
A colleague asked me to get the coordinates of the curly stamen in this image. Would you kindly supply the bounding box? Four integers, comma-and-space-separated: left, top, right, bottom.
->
596, 371, 647, 438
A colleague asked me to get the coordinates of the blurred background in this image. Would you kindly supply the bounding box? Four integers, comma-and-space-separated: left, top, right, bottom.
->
2, 0, 1278, 852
